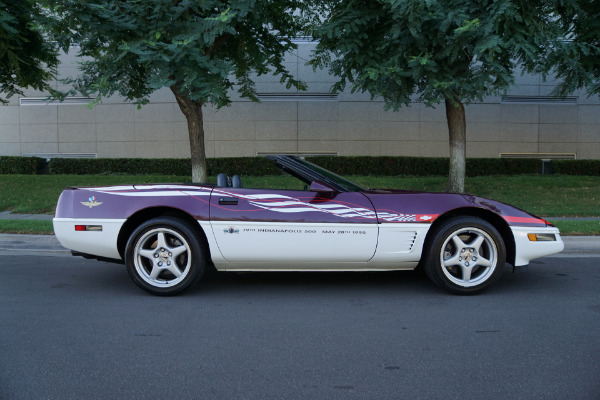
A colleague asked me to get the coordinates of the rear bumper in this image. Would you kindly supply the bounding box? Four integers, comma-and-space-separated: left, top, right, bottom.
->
53, 218, 126, 260
511, 226, 564, 266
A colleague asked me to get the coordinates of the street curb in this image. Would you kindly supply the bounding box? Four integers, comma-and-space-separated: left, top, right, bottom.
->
0, 212, 54, 220
0, 234, 70, 256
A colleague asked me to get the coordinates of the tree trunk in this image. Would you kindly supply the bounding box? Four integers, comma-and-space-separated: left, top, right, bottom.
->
171, 86, 207, 183
445, 97, 466, 193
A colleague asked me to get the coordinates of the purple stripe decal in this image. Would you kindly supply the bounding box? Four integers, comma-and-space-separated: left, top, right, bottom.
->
91, 185, 428, 223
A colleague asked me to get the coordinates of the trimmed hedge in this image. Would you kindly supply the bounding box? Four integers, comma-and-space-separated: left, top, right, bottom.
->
305, 156, 543, 177
551, 159, 600, 176
305, 156, 449, 176
0, 156, 46, 174
208, 157, 279, 176
2, 155, 598, 176
48, 157, 279, 176
465, 158, 542, 177
48, 158, 192, 175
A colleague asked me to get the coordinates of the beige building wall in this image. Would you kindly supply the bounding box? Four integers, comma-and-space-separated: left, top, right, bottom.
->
1, 42, 599, 159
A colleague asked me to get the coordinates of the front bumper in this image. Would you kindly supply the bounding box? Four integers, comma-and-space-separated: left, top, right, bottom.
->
510, 226, 564, 266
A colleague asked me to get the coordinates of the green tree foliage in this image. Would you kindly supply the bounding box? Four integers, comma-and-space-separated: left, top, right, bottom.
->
310, 0, 562, 192
45, 0, 307, 182
546, 0, 600, 97
0, 0, 58, 104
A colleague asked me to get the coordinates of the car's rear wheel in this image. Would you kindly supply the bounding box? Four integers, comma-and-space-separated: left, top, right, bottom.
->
424, 217, 506, 294
125, 217, 207, 296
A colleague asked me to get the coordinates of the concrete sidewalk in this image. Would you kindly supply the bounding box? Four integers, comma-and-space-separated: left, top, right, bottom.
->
0, 212, 53, 220
0, 233, 597, 257
0, 234, 71, 256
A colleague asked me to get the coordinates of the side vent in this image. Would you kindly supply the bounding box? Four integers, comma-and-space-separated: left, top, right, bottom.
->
406, 231, 418, 251
21, 153, 97, 160
500, 153, 576, 160
19, 97, 92, 106
290, 36, 319, 44
256, 151, 338, 157
256, 93, 338, 102
501, 95, 578, 105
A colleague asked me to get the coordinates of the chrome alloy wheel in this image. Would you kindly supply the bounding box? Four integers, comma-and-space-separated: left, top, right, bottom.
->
133, 227, 192, 288
439, 227, 498, 287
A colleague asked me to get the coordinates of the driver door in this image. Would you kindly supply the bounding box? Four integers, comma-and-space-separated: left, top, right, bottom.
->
209, 186, 378, 264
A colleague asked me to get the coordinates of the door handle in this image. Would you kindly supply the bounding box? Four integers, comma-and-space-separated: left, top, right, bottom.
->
219, 197, 238, 205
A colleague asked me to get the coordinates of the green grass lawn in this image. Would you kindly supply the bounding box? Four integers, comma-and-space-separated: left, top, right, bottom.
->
0, 220, 54, 234
349, 175, 600, 217
0, 174, 187, 214
0, 174, 598, 235
546, 220, 600, 236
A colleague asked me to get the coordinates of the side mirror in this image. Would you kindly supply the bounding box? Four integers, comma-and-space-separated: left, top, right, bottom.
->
310, 181, 337, 195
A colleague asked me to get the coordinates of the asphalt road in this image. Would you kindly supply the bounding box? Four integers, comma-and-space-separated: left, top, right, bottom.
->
1, 256, 599, 400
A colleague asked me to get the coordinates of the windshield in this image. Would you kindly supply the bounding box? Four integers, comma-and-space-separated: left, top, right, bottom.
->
293, 158, 366, 192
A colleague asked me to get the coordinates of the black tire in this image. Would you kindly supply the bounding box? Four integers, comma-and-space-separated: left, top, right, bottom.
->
423, 217, 506, 295
124, 217, 208, 296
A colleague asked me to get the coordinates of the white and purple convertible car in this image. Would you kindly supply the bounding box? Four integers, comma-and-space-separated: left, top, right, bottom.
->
53, 155, 563, 295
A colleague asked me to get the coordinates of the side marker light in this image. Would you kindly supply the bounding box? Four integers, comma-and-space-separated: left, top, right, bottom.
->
75, 225, 103, 232
528, 233, 556, 241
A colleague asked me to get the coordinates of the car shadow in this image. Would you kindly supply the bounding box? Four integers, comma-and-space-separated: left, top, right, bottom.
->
190, 268, 439, 297
68, 259, 571, 298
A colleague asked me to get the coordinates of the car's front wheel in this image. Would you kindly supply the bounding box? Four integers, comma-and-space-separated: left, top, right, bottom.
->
424, 217, 506, 294
125, 217, 207, 296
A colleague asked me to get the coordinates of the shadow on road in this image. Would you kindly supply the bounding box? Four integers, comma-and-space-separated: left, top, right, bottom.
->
9, 255, 587, 299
